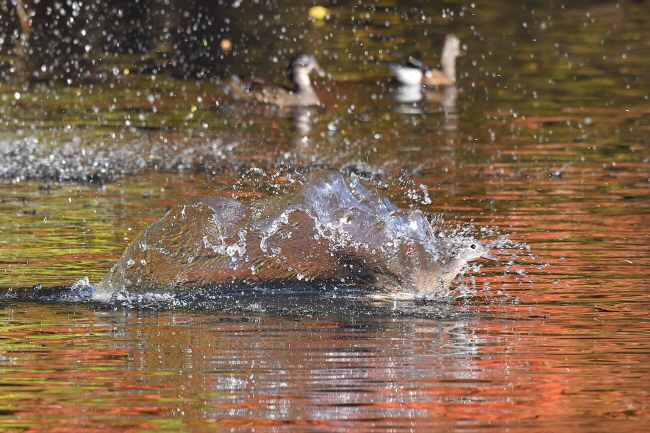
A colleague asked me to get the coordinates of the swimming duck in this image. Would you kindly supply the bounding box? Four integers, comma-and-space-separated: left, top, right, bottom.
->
385, 35, 462, 87
214, 53, 325, 107
384, 51, 427, 87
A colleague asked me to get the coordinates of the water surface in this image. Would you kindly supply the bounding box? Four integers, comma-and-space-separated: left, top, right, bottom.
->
1, 0, 649, 431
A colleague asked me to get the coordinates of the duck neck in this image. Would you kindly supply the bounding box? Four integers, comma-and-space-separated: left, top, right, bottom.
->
439, 256, 466, 288
292, 71, 314, 93
441, 43, 457, 82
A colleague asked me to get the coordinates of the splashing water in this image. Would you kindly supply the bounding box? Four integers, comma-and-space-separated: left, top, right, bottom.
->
90, 172, 498, 304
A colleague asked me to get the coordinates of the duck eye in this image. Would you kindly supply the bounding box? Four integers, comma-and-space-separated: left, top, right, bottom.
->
470, 244, 477, 250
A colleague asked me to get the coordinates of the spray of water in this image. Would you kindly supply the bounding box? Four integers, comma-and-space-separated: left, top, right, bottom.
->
89, 171, 503, 304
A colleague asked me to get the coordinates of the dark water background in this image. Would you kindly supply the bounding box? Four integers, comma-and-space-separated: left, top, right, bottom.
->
1, 0, 649, 431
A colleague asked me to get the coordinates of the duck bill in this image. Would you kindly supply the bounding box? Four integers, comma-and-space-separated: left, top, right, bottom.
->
312, 64, 326, 77
481, 252, 498, 261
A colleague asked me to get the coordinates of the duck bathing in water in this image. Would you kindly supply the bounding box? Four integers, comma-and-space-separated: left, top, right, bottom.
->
91, 172, 493, 303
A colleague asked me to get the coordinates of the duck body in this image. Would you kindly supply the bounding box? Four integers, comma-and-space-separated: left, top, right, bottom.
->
422, 35, 461, 87
422, 67, 456, 87
214, 53, 324, 107
384, 60, 424, 87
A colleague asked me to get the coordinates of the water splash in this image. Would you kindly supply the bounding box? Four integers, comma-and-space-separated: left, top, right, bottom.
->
91, 172, 496, 303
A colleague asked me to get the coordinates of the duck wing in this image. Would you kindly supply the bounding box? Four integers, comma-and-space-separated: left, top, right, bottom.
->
245, 78, 295, 105
213, 75, 291, 103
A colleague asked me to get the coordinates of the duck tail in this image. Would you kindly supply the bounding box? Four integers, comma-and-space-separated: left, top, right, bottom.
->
212, 75, 251, 101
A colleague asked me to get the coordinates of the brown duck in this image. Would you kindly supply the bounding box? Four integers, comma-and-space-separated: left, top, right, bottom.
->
214, 53, 325, 107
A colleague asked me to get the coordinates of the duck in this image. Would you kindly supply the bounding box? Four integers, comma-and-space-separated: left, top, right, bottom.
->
385, 35, 461, 87
90, 171, 494, 302
214, 53, 325, 107
384, 51, 427, 87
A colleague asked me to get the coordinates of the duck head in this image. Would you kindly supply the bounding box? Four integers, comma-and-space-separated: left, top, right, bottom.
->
287, 53, 325, 90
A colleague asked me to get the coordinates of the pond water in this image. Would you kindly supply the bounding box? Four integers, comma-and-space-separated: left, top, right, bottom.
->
1, 0, 649, 431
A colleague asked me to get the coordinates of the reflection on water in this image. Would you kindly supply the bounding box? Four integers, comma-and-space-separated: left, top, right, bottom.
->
1, 299, 648, 431
389, 83, 424, 105
1, 0, 650, 431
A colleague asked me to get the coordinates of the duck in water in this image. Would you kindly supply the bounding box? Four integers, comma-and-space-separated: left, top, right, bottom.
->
385, 35, 462, 87
213, 53, 325, 107
91, 172, 493, 303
